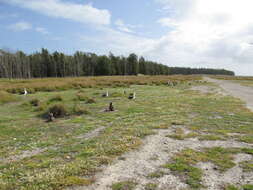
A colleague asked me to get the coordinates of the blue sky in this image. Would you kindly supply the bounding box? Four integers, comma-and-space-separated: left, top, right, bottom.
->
1, 0, 253, 75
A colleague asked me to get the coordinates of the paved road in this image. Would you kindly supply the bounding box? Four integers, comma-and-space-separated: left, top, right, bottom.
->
205, 77, 253, 112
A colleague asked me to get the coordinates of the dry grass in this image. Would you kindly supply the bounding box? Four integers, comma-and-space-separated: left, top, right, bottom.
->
0, 75, 201, 94
0, 91, 19, 104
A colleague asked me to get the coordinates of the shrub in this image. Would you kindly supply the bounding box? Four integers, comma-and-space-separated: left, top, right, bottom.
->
0, 91, 18, 104
47, 104, 68, 118
30, 98, 40, 107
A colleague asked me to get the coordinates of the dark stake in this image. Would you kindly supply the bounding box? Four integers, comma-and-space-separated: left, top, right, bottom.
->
105, 102, 115, 112
109, 102, 114, 112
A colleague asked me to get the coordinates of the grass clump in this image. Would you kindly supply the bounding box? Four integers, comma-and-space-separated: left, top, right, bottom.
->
147, 171, 165, 178
30, 98, 40, 107
111, 92, 123, 97
47, 104, 68, 118
0, 91, 18, 104
145, 183, 157, 190
239, 136, 253, 144
49, 95, 63, 102
224, 185, 239, 190
111, 181, 137, 190
86, 98, 96, 104
239, 160, 253, 172
167, 128, 198, 140
198, 135, 224, 141
76, 93, 89, 101
72, 105, 90, 115
59, 176, 93, 186
75, 93, 96, 104
164, 158, 203, 189
242, 184, 253, 190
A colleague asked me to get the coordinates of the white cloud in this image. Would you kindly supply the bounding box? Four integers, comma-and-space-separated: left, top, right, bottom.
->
83, 0, 253, 75
35, 27, 49, 35
151, 0, 253, 75
80, 27, 155, 55
115, 19, 135, 33
4, 0, 111, 26
8, 21, 32, 31
157, 17, 179, 27
4, 0, 253, 75
8, 21, 49, 35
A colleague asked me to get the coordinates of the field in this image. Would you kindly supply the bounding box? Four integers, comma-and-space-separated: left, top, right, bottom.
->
0, 75, 253, 190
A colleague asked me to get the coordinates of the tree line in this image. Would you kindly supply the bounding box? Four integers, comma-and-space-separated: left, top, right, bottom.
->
0, 48, 235, 79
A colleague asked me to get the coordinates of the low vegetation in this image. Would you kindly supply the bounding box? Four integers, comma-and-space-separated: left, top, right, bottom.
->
111, 181, 137, 190
0, 91, 19, 104
165, 147, 253, 189
0, 75, 202, 94
211, 75, 253, 87
0, 76, 253, 190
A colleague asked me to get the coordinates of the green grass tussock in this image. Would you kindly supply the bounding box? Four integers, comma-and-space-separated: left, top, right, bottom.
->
0, 91, 19, 104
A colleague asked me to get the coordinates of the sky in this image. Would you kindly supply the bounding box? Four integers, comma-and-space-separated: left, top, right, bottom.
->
1, 0, 253, 75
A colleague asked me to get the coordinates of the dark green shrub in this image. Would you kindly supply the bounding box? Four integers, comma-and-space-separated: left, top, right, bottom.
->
30, 98, 40, 106
47, 104, 68, 118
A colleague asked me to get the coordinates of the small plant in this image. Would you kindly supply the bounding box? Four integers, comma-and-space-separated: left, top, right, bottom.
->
242, 184, 253, 190
239, 135, 253, 144
145, 183, 157, 190
147, 171, 165, 178
46, 104, 68, 118
30, 98, 40, 107
60, 176, 93, 186
239, 160, 253, 172
111, 181, 137, 190
198, 135, 224, 141
224, 185, 239, 190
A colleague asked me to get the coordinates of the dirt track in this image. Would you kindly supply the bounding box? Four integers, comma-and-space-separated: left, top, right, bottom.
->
205, 77, 253, 112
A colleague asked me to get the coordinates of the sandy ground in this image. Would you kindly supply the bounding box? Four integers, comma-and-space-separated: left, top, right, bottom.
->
204, 77, 253, 112
67, 127, 252, 190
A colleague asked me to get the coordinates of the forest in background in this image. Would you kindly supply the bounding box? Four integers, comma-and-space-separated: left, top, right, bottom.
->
0, 48, 235, 79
